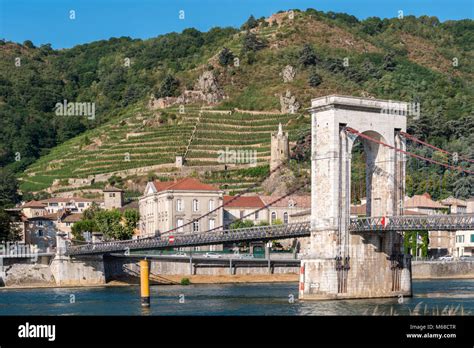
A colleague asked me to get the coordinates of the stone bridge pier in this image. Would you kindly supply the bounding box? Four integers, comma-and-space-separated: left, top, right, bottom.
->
50, 233, 106, 286
300, 95, 412, 300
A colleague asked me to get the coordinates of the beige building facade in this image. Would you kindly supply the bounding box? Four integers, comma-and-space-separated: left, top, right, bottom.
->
139, 178, 224, 237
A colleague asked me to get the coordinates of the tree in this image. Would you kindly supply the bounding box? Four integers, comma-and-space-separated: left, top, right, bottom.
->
272, 218, 283, 225
299, 44, 319, 67
94, 209, 124, 240
23, 40, 35, 49
324, 58, 345, 73
361, 59, 381, 79
383, 53, 397, 71
218, 47, 235, 67
94, 209, 138, 240
0, 169, 20, 208
229, 219, 254, 229
154, 74, 180, 98
308, 70, 322, 87
241, 15, 258, 30
453, 175, 474, 199
71, 219, 97, 241
107, 175, 124, 188
82, 202, 101, 220
0, 209, 21, 242
123, 209, 139, 237
242, 32, 267, 52
361, 17, 384, 35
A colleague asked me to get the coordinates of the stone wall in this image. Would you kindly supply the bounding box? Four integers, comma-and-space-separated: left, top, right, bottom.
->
412, 261, 474, 279
1, 262, 55, 287
50, 255, 106, 286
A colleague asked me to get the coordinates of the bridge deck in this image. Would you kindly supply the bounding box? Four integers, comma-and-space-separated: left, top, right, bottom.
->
66, 214, 474, 256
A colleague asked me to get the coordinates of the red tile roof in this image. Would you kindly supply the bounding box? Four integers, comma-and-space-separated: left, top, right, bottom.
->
223, 195, 265, 208
39, 197, 99, 204
103, 186, 124, 192
152, 178, 219, 192
22, 200, 46, 208
260, 195, 311, 208
62, 213, 83, 222
405, 194, 445, 209
440, 196, 467, 207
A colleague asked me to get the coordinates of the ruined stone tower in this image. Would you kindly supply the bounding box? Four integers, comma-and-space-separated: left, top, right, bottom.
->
270, 123, 289, 171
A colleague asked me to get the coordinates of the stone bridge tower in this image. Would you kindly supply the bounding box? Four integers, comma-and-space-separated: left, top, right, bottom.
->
300, 95, 411, 300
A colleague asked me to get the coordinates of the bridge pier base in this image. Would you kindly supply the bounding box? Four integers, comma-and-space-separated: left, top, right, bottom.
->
50, 233, 106, 286
299, 231, 412, 300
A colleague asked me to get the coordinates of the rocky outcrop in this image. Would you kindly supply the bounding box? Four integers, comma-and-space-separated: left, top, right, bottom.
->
280, 90, 300, 113
281, 65, 296, 82
148, 71, 225, 110
2, 263, 55, 287
261, 167, 296, 196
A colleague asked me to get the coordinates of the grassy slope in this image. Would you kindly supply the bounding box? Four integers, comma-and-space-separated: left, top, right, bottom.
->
16, 10, 473, 194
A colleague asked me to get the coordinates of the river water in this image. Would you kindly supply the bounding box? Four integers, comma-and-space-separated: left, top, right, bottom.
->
0, 279, 472, 315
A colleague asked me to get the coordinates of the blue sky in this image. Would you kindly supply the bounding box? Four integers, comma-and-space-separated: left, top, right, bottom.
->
1, 0, 473, 49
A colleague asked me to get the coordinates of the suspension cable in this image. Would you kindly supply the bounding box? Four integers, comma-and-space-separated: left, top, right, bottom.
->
160, 159, 291, 235
400, 131, 474, 164
345, 128, 474, 175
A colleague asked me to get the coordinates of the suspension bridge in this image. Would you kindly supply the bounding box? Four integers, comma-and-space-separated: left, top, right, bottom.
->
54, 95, 473, 300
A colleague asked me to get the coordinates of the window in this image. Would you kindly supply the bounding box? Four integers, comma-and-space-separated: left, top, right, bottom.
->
66, 222, 72, 227
109, 193, 115, 198
288, 199, 296, 208
193, 221, 199, 232
240, 210, 244, 219
283, 212, 289, 224
471, 234, 474, 243
209, 218, 215, 230
193, 199, 199, 212
271, 212, 277, 223
255, 211, 259, 220
209, 199, 215, 212
78, 203, 84, 208
38, 229, 43, 237
176, 199, 183, 212
177, 218, 184, 233
38, 221, 43, 226
50, 203, 58, 207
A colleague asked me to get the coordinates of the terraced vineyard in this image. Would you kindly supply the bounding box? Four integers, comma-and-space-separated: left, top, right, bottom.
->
19, 104, 309, 194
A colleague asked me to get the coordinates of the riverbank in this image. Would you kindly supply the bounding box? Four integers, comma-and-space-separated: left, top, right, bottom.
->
1, 273, 300, 290
2, 259, 472, 289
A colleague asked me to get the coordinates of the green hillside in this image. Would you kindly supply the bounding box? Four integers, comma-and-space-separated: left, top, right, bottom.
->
1, 9, 473, 199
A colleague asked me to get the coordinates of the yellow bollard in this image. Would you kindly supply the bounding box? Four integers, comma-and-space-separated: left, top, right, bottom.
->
140, 259, 150, 307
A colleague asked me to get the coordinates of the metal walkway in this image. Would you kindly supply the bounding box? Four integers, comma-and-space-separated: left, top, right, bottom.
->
66, 214, 474, 256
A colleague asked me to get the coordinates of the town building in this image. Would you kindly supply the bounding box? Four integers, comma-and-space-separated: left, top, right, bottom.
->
441, 196, 468, 214
404, 193, 454, 257
139, 178, 224, 238
455, 230, 474, 257
103, 187, 124, 209
40, 197, 102, 214
404, 193, 447, 215
223, 195, 268, 227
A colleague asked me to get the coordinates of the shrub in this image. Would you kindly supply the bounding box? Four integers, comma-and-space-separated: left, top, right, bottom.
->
299, 44, 319, 67
242, 32, 267, 52
180, 278, 191, 285
308, 71, 322, 87
218, 47, 235, 66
